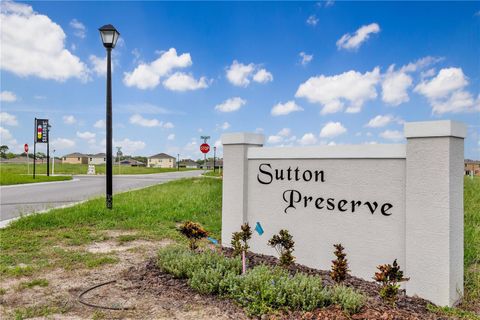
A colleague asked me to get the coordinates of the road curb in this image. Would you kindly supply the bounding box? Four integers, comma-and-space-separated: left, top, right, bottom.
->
0, 178, 79, 189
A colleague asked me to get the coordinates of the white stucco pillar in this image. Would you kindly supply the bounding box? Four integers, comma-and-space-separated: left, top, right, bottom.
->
405, 120, 466, 306
221, 133, 264, 246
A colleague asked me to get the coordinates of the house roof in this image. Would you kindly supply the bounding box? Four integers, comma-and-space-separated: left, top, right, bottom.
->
89, 153, 106, 158
149, 153, 175, 159
63, 152, 88, 158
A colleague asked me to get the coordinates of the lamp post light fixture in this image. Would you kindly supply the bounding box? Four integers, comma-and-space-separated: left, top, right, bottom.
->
99, 24, 120, 209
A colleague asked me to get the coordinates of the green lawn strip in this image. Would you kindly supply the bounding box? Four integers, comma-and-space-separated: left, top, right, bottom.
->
0, 163, 198, 177
202, 170, 222, 177
17, 278, 49, 290
0, 172, 72, 185
427, 304, 480, 320
0, 177, 221, 278
464, 176, 480, 310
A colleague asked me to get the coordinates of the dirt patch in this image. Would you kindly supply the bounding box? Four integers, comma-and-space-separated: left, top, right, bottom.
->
0, 233, 240, 320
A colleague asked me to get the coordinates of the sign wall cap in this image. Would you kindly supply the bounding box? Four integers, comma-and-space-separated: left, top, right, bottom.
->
221, 132, 265, 146
404, 120, 467, 139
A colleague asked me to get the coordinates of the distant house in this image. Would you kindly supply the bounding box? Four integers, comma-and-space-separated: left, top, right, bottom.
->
179, 159, 199, 169
465, 160, 480, 176
147, 153, 176, 168
119, 159, 145, 167
88, 153, 106, 165
62, 153, 88, 164
202, 159, 223, 170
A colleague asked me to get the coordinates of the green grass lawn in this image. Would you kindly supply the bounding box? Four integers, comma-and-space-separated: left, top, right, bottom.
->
0, 171, 72, 185
0, 176, 478, 316
0, 163, 197, 185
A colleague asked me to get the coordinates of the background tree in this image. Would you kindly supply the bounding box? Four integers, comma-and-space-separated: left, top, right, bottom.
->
0, 145, 9, 159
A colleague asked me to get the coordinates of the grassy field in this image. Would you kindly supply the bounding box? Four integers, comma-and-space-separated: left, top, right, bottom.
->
0, 163, 197, 185
0, 176, 478, 317
0, 171, 72, 186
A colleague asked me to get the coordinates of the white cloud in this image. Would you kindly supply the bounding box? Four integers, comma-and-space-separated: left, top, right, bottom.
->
167, 133, 175, 141
217, 122, 231, 130
76, 131, 95, 139
267, 128, 292, 145
0, 2, 89, 81
253, 69, 273, 83
319, 122, 347, 138
414, 67, 479, 114
51, 137, 75, 149
162, 72, 209, 91
0, 126, 17, 146
225, 60, 255, 87
295, 67, 380, 114
115, 138, 146, 155
271, 100, 304, 116
267, 135, 283, 144
123, 48, 192, 89
414, 67, 468, 100
0, 91, 17, 102
215, 97, 246, 112
70, 18, 86, 39
299, 52, 313, 66
225, 60, 272, 87
306, 15, 319, 26
94, 119, 105, 129
63, 115, 76, 124
163, 122, 174, 129
129, 114, 161, 127
366, 115, 395, 128
0, 112, 18, 126
382, 66, 413, 106
336, 23, 380, 51
380, 130, 404, 141
278, 128, 291, 137
89, 55, 109, 77
299, 133, 317, 145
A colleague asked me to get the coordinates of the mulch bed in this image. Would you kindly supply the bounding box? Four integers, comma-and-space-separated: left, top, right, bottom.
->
124, 248, 458, 319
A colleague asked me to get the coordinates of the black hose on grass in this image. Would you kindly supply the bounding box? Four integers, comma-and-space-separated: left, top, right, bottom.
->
78, 280, 134, 311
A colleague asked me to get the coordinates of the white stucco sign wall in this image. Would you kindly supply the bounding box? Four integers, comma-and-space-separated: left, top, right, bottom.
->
221, 120, 466, 307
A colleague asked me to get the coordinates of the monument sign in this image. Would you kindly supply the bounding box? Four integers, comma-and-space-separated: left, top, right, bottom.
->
221, 120, 466, 307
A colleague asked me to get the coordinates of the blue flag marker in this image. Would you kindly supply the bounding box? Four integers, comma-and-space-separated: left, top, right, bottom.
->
207, 237, 218, 245
255, 222, 264, 236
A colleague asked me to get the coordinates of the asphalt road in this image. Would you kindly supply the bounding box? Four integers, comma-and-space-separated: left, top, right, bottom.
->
0, 170, 202, 222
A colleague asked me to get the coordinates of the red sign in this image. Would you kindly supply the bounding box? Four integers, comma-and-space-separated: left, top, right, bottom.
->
200, 143, 210, 154
24, 144, 29, 153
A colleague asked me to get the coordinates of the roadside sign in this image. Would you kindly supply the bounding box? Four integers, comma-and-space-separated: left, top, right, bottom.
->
200, 143, 210, 154
35, 119, 49, 143
24, 144, 29, 153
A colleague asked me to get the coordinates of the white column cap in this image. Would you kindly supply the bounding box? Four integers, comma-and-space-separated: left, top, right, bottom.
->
221, 133, 265, 145
404, 120, 467, 139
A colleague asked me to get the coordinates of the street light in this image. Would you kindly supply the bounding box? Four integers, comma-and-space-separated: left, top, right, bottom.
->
99, 24, 120, 209
177, 153, 180, 171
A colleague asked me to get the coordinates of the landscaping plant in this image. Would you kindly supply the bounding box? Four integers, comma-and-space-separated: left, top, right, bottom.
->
373, 259, 409, 305
268, 229, 295, 267
178, 221, 209, 250
231, 223, 252, 274
157, 245, 366, 316
331, 243, 349, 283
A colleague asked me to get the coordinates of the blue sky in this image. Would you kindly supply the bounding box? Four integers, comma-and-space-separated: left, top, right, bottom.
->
1, 1, 479, 160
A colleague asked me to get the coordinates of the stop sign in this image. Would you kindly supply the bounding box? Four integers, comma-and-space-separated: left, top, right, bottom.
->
200, 143, 210, 154
24, 144, 29, 153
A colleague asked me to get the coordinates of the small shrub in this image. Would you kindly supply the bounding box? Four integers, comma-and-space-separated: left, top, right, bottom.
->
330, 285, 366, 314
268, 229, 295, 266
157, 245, 195, 278
231, 223, 252, 274
373, 259, 409, 305
330, 243, 349, 283
231, 223, 252, 257
178, 221, 209, 250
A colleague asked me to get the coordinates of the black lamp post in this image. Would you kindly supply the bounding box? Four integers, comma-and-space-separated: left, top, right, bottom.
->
177, 154, 180, 171
99, 24, 120, 209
